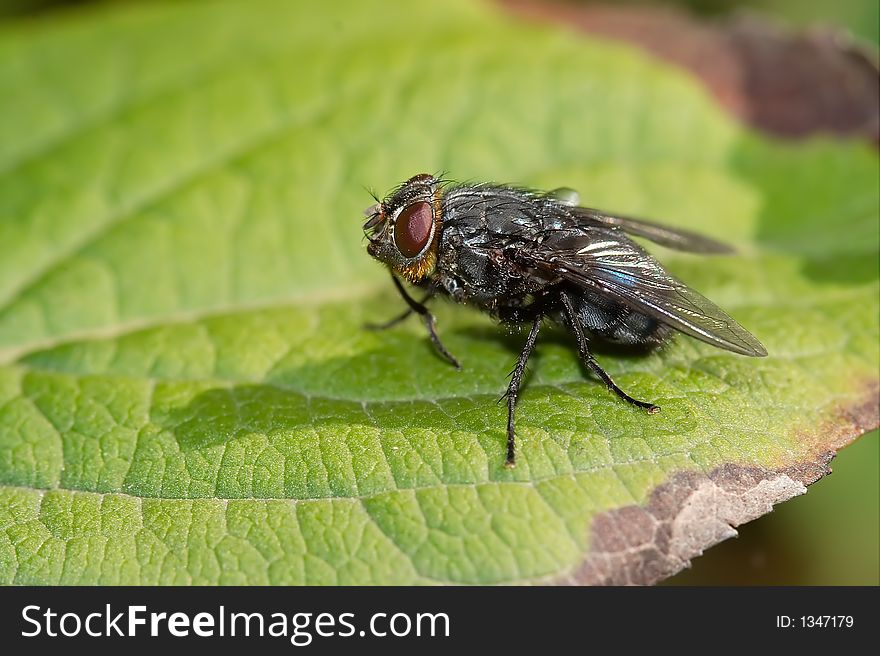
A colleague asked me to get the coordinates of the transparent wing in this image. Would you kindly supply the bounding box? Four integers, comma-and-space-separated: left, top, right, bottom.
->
570, 206, 735, 254
516, 231, 767, 357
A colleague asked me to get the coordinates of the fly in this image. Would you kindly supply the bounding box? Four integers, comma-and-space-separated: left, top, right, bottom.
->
362, 173, 767, 467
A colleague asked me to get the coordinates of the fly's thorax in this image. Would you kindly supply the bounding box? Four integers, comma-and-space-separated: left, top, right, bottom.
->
432, 220, 550, 313
442, 184, 575, 237
363, 173, 444, 283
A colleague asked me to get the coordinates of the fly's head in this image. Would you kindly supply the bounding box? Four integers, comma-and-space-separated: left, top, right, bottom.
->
363, 173, 443, 283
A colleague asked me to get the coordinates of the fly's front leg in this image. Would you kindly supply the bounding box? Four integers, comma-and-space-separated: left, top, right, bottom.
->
365, 300, 428, 330
503, 314, 542, 468
560, 293, 660, 413
380, 273, 461, 370
365, 273, 434, 330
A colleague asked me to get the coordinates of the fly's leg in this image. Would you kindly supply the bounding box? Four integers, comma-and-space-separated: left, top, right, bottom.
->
377, 273, 461, 370
365, 305, 421, 331
365, 276, 434, 330
503, 315, 543, 468
560, 293, 660, 414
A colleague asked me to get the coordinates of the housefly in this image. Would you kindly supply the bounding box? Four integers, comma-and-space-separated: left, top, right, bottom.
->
362, 173, 767, 467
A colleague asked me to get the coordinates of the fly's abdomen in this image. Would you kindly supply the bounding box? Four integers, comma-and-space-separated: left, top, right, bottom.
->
573, 291, 672, 346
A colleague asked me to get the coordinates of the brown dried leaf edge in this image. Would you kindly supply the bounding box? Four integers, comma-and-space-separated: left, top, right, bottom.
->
553, 382, 879, 585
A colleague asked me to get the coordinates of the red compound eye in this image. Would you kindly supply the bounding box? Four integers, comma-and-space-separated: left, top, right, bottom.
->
393, 201, 434, 258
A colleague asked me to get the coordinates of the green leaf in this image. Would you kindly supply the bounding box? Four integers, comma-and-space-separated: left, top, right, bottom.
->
0, 0, 876, 585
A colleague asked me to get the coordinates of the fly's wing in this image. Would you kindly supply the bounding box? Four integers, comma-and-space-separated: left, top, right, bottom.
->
516, 231, 767, 357
569, 206, 735, 254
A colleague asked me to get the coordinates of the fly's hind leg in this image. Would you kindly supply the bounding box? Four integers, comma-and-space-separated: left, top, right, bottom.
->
560, 293, 660, 414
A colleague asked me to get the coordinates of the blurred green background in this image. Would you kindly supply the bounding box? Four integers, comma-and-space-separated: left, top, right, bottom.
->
3, 0, 878, 45
0, 0, 876, 585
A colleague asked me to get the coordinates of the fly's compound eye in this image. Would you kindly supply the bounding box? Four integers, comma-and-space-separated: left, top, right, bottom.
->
393, 201, 434, 258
